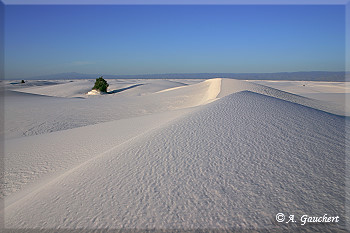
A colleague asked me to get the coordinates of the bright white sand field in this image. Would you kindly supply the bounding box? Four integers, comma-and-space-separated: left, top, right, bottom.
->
2, 78, 349, 231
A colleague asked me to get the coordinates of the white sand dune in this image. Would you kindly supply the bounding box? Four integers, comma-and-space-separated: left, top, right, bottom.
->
13, 80, 94, 98
156, 78, 347, 115
113, 79, 188, 96
249, 80, 350, 115
250, 80, 350, 94
218, 78, 346, 116
3, 91, 348, 231
4, 79, 203, 139
3, 78, 348, 231
13, 79, 189, 98
3, 108, 192, 201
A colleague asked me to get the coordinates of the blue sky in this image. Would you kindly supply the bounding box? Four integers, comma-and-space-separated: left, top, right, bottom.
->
5, 4, 345, 79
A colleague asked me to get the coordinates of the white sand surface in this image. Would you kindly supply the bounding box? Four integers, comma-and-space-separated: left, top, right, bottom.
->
2, 78, 348, 231
249, 80, 350, 115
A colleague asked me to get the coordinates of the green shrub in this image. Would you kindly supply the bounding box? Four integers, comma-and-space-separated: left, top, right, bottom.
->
92, 76, 109, 93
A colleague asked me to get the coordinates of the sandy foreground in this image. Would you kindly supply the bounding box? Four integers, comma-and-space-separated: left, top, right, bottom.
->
1, 78, 349, 231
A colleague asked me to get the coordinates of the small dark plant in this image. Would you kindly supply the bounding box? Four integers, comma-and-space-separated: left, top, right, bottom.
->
21, 80, 25, 83
92, 76, 109, 93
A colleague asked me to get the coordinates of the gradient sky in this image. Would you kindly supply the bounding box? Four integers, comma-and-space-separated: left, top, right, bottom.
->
5, 4, 345, 79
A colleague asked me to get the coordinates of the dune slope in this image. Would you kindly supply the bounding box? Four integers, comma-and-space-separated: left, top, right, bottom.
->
4, 91, 348, 231
218, 78, 346, 116
4, 78, 346, 140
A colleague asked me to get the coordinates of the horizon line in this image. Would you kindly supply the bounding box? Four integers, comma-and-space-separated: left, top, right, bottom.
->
4, 70, 348, 80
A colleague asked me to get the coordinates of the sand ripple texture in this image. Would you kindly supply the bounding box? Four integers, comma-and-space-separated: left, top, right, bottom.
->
4, 91, 348, 231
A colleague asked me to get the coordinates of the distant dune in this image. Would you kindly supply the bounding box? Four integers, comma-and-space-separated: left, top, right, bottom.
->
4, 78, 347, 140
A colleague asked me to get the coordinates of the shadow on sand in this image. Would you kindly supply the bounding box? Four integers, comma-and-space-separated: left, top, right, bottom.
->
108, 84, 144, 94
